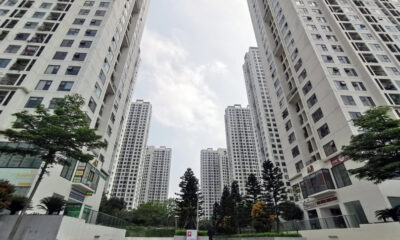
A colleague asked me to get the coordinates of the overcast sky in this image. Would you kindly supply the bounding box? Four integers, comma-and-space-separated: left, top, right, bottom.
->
134, 0, 257, 197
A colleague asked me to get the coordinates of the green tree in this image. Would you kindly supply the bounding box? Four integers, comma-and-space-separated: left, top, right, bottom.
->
130, 200, 173, 226
38, 196, 66, 215
99, 194, 126, 216
214, 186, 234, 234
251, 201, 272, 233
230, 181, 242, 233
176, 168, 200, 229
0, 94, 106, 240
279, 201, 304, 221
0, 180, 15, 212
244, 174, 262, 204
262, 160, 287, 232
7, 196, 30, 215
341, 107, 400, 183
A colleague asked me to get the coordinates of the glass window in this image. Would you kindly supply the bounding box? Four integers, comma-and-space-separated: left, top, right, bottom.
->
0, 58, 11, 68
49, 98, 62, 109
25, 97, 43, 108
323, 140, 337, 156
44, 65, 60, 74
344, 201, 368, 224
360, 96, 375, 106
60, 39, 74, 47
65, 66, 81, 75
58, 81, 74, 91
53, 51, 67, 60
332, 163, 352, 188
88, 97, 97, 113
4, 45, 21, 53
312, 108, 324, 123
317, 123, 330, 139
60, 158, 77, 181
341, 95, 356, 105
67, 28, 80, 36
334, 80, 348, 90
388, 197, 400, 208
35, 80, 52, 90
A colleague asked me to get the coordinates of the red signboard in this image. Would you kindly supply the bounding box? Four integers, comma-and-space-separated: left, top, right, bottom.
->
330, 155, 350, 167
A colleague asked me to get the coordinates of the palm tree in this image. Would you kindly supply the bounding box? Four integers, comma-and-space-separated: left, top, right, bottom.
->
375, 206, 400, 222
7, 196, 30, 215
38, 196, 66, 215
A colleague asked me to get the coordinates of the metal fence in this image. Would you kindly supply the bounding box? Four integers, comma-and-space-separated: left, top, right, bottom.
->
64, 206, 127, 229
280, 215, 360, 231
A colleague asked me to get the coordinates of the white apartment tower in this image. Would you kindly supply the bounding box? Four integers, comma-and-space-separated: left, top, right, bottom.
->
200, 148, 230, 219
136, 146, 171, 206
243, 47, 293, 200
0, 0, 149, 213
248, 0, 400, 223
109, 100, 151, 209
225, 105, 260, 195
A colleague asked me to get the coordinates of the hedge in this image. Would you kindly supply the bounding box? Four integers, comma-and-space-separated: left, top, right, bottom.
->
126, 226, 175, 237
215, 232, 302, 238
175, 229, 208, 236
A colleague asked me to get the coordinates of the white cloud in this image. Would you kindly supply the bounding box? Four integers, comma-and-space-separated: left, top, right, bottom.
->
139, 30, 225, 135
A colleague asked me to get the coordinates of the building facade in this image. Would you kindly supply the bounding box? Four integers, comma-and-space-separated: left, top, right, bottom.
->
225, 105, 261, 195
200, 148, 231, 219
0, 0, 149, 213
108, 100, 151, 209
248, 0, 400, 223
243, 47, 293, 200
136, 146, 171, 206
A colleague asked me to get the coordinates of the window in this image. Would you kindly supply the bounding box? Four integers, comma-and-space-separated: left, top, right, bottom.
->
337, 56, 350, 64
99, 2, 110, 8
332, 163, 352, 188
67, 28, 80, 36
44, 65, 60, 74
90, 19, 102, 26
352, 82, 366, 91
4, 45, 21, 53
377, 55, 391, 62
0, 58, 11, 68
328, 67, 340, 76
307, 94, 318, 108
79, 40, 92, 48
334, 80, 348, 90
344, 201, 368, 224
32, 12, 45, 18
312, 108, 324, 123
288, 132, 296, 144
94, 83, 102, 97
60, 158, 77, 180
57, 81, 74, 91
84, 1, 95, 6
72, 52, 87, 61
344, 68, 358, 76
85, 29, 97, 37
300, 169, 335, 198
341, 95, 356, 105
35, 80, 52, 90
79, 9, 90, 15
292, 146, 300, 158
323, 140, 337, 156
349, 112, 362, 120
317, 123, 330, 138
65, 66, 81, 75
385, 67, 400, 75
302, 81, 312, 95
73, 18, 85, 25
49, 98, 62, 109
53, 51, 67, 60
60, 39, 74, 47
317, 44, 328, 51
360, 96, 375, 106
95, 10, 106, 16
322, 55, 334, 63
15, 33, 30, 41
88, 97, 97, 113
295, 161, 304, 173
24, 22, 38, 29
25, 97, 43, 108
99, 70, 106, 84
332, 45, 344, 52
40, 2, 52, 9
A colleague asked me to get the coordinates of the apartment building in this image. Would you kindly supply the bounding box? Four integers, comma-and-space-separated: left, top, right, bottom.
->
243, 47, 293, 200
0, 0, 149, 213
225, 105, 261, 195
248, 0, 400, 223
200, 148, 231, 219
109, 100, 151, 209
136, 146, 171, 206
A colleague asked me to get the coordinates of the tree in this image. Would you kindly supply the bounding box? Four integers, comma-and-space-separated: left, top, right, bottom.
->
99, 194, 126, 216
280, 201, 304, 221
7, 196, 30, 215
262, 160, 287, 232
375, 206, 400, 222
130, 200, 173, 226
244, 174, 262, 204
0, 94, 106, 240
175, 168, 200, 229
0, 180, 15, 212
251, 201, 272, 233
341, 107, 400, 183
230, 181, 242, 233
38, 196, 66, 215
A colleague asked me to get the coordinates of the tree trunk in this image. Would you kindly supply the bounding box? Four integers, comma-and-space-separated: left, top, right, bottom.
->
8, 161, 50, 240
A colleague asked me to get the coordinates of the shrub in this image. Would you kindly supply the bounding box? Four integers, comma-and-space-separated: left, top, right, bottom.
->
215, 232, 302, 238
126, 226, 175, 237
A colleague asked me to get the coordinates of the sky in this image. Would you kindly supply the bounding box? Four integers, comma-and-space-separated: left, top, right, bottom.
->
134, 0, 257, 197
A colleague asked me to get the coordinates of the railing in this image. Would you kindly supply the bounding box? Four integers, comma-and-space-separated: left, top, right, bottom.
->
280, 215, 360, 231
64, 207, 128, 229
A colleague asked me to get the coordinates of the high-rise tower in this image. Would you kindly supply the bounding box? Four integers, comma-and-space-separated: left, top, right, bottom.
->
243, 47, 292, 199
248, 0, 400, 223
225, 105, 260, 195
109, 100, 151, 209
0, 0, 150, 212
200, 148, 230, 219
